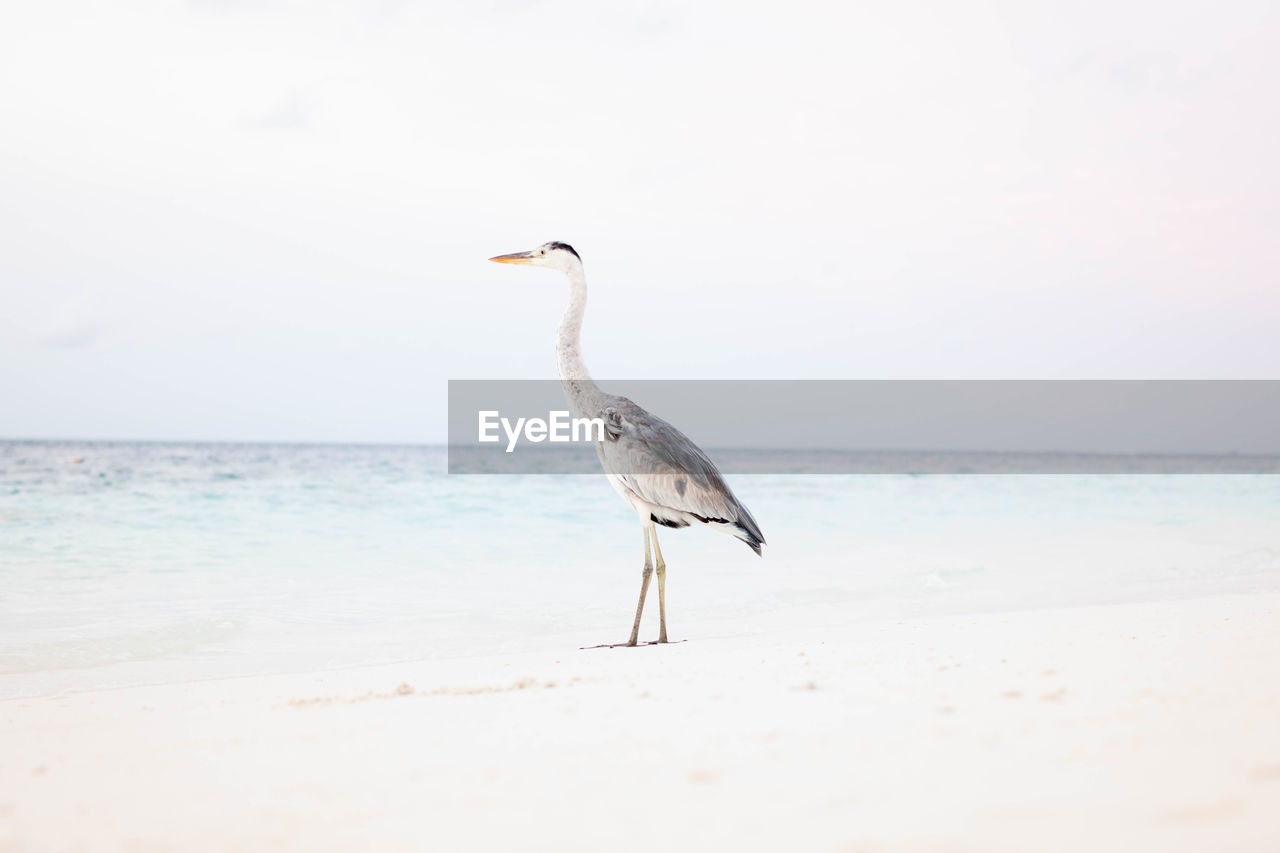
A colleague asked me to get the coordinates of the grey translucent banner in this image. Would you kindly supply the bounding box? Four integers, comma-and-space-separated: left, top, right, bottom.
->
447, 380, 1280, 474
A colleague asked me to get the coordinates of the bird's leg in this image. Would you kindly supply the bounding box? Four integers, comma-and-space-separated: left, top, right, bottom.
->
627, 525, 654, 646
650, 522, 669, 644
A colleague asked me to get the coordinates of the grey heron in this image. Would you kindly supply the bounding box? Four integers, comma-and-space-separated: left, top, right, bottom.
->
489, 241, 765, 646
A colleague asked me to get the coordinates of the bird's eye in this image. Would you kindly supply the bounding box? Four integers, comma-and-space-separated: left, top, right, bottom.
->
539, 249, 546, 256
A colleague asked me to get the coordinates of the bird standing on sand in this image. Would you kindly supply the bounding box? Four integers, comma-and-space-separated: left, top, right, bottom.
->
490, 242, 765, 647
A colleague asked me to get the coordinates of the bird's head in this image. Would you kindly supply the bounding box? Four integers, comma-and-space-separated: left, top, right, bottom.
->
489, 241, 582, 272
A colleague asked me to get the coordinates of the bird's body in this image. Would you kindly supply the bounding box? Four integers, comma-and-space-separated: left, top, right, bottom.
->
490, 241, 764, 645
594, 397, 765, 555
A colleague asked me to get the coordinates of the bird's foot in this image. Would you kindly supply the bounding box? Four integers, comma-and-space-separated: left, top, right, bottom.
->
581, 639, 684, 650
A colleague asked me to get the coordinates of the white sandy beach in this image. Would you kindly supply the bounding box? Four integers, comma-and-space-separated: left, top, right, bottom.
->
5, 0, 1280, 849
3, 591, 1278, 852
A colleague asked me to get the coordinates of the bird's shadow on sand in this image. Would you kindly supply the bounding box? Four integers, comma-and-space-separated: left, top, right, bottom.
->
581, 640, 689, 650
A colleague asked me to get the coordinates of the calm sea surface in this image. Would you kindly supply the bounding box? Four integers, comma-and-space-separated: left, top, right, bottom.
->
2, 440, 1278, 698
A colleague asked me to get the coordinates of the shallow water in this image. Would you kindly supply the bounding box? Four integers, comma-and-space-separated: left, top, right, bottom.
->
2, 440, 1278, 698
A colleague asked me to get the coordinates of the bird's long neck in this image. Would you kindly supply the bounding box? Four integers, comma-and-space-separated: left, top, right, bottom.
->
557, 263, 606, 417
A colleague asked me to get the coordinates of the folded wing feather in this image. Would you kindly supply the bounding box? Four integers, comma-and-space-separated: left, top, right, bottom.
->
598, 397, 765, 550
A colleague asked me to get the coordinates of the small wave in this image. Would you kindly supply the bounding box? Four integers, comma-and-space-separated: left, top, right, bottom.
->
0, 617, 241, 676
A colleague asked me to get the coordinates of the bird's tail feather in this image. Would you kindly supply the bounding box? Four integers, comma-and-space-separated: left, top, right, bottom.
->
732, 523, 765, 557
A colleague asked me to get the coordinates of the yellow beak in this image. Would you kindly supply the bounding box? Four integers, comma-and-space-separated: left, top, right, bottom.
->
489, 251, 537, 265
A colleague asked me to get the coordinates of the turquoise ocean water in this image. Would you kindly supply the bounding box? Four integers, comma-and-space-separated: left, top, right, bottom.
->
2, 440, 1278, 699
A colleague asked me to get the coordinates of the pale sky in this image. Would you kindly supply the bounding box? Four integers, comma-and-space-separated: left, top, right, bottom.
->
1, 1, 1277, 442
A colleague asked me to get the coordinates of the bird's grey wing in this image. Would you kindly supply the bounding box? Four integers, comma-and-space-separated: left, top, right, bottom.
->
599, 397, 765, 545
